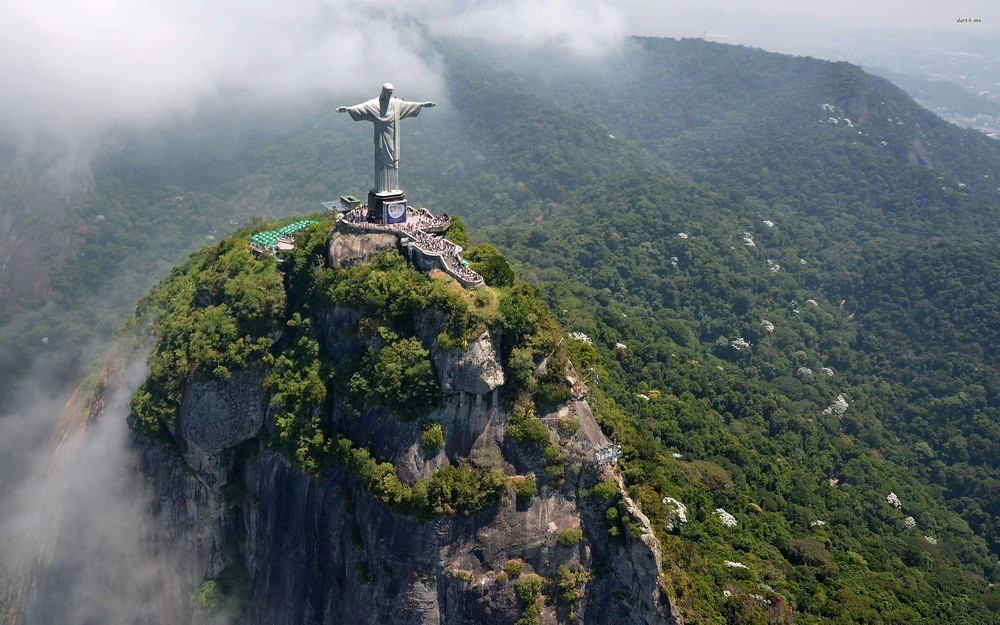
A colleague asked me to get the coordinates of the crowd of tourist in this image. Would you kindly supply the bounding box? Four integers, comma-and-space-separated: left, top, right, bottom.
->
342, 207, 370, 225
411, 207, 450, 232
402, 225, 483, 285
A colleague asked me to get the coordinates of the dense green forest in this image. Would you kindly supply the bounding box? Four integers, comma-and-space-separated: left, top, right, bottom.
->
484, 172, 1000, 622
3, 35, 1000, 623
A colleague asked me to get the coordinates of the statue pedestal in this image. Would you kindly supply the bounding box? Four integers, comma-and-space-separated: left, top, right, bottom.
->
368, 190, 407, 225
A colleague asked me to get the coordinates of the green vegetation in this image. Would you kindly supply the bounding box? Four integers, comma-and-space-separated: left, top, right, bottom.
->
506, 405, 550, 448
514, 574, 545, 625
192, 563, 248, 616
503, 558, 526, 578
335, 435, 506, 516
129, 222, 290, 434
266, 314, 332, 475
479, 167, 1000, 620
420, 421, 445, 452
591, 479, 619, 500
552, 564, 590, 604
444, 215, 471, 249
556, 416, 580, 437
130, 215, 563, 520
482, 167, 1000, 620
556, 527, 583, 547
452, 569, 474, 583
347, 332, 440, 422
512, 474, 538, 504
534, 378, 571, 410
324, 251, 471, 340
465, 243, 515, 287
542, 443, 567, 486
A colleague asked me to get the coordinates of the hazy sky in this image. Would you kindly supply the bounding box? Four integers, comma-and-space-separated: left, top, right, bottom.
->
626, 0, 1000, 37
1, 0, 997, 139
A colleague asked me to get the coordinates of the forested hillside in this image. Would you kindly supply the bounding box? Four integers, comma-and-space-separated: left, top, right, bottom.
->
484, 172, 1000, 622
450, 37, 1000, 621
2, 35, 999, 623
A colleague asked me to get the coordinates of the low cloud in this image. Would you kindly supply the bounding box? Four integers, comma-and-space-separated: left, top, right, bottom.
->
428, 0, 626, 58
0, 0, 628, 141
0, 356, 194, 623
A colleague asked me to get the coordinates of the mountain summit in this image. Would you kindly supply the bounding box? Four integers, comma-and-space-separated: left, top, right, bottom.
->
118, 216, 678, 624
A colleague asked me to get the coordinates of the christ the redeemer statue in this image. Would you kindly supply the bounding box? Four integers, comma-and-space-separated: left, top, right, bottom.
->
337, 83, 435, 195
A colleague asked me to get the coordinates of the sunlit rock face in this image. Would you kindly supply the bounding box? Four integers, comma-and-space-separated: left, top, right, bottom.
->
433, 332, 506, 395
327, 230, 397, 268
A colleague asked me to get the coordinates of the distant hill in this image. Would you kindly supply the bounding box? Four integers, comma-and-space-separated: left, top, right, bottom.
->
869, 67, 1000, 138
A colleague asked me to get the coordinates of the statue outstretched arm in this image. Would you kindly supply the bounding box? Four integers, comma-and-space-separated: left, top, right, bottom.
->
336, 106, 348, 113
422, 102, 436, 108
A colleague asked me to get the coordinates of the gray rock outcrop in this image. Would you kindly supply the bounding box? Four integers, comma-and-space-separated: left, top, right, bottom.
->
180, 369, 265, 452
177, 369, 265, 486
328, 230, 397, 268
416, 312, 505, 397
434, 332, 505, 395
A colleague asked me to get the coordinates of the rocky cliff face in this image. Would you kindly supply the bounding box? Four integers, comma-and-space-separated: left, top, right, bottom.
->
126, 230, 680, 625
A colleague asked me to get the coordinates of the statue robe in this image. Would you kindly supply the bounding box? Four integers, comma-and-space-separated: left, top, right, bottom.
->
343, 96, 425, 194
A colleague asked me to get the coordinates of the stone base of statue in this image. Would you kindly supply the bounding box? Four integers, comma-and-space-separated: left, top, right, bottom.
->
368, 190, 408, 226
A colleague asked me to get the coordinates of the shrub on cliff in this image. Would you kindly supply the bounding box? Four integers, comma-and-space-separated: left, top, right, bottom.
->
370, 336, 439, 421
553, 564, 590, 604
421, 421, 445, 452
507, 405, 550, 448
556, 527, 583, 547
415, 464, 508, 516
266, 314, 333, 474
512, 474, 538, 504
344, 330, 440, 422
514, 574, 544, 625
465, 243, 515, 287
336, 435, 506, 517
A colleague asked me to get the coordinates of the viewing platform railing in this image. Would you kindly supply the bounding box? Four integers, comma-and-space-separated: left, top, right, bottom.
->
337, 206, 484, 288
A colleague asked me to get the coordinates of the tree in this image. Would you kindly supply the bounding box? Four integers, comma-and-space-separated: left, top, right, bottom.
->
466, 243, 515, 287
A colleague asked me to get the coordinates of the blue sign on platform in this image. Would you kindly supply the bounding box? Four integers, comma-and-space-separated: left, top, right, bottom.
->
385, 200, 407, 224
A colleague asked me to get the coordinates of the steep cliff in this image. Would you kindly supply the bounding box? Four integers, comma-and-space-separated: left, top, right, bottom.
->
124, 216, 679, 624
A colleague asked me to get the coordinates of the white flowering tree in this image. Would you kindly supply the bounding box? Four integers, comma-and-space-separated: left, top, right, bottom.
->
731, 337, 751, 352
662, 497, 688, 531
715, 508, 738, 527
823, 394, 849, 418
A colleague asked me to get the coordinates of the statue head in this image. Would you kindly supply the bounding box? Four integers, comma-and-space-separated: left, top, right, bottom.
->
380, 83, 394, 100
